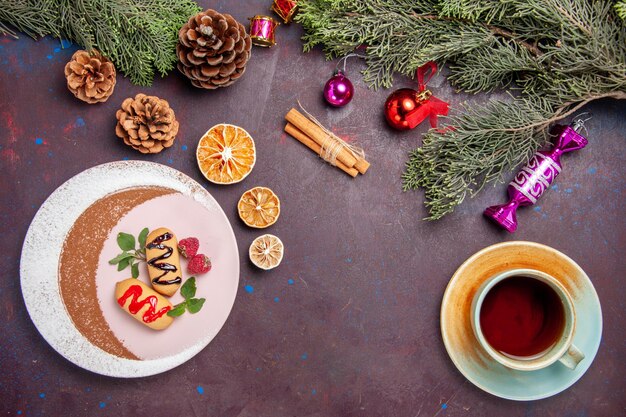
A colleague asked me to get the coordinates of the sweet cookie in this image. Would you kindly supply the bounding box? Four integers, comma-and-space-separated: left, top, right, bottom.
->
145, 227, 183, 297
115, 278, 174, 330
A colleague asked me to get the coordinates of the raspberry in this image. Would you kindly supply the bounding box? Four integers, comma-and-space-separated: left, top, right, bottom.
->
178, 237, 199, 259
188, 254, 211, 274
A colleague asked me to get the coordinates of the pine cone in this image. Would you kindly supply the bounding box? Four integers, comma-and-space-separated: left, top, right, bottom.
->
64, 50, 116, 104
115, 94, 179, 154
177, 9, 252, 89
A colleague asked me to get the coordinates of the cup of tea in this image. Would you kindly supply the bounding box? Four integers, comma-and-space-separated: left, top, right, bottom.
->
471, 268, 584, 371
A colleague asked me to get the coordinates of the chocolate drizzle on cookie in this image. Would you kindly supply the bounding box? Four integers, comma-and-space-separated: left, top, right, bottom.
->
146, 232, 182, 286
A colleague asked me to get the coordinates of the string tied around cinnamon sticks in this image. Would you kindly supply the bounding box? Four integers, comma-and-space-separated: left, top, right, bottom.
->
297, 102, 365, 166
284, 103, 370, 178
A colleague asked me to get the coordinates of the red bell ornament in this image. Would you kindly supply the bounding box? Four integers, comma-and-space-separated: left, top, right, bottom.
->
384, 62, 449, 130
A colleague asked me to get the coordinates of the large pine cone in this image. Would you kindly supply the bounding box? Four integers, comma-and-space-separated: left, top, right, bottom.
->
177, 9, 252, 89
64, 50, 116, 104
115, 94, 179, 154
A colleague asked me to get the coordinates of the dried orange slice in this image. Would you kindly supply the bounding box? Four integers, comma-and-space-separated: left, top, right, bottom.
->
196, 123, 256, 184
237, 187, 281, 228
249, 234, 284, 270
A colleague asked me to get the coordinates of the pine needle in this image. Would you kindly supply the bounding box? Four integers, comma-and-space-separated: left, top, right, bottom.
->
617, 1, 626, 20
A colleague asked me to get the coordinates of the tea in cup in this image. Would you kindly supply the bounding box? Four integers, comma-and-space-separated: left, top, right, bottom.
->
471, 269, 584, 371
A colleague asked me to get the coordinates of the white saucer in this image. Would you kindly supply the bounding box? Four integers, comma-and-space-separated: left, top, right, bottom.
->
440, 241, 602, 400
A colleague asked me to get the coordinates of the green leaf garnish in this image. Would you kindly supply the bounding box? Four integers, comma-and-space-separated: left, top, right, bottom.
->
131, 262, 140, 278
168, 277, 206, 318
117, 232, 135, 251
117, 257, 130, 271
138, 227, 149, 250
167, 303, 186, 317
109, 252, 132, 264
187, 298, 206, 314
180, 276, 197, 299
110, 228, 148, 276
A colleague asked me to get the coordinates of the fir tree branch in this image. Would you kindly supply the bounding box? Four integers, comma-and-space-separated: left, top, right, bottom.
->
417, 13, 544, 57
486, 26, 543, 57
297, 0, 626, 219
0, 1, 59, 39
617, 1, 626, 20
488, 91, 626, 134
554, 2, 593, 36
0, 23, 18, 38
0, 0, 201, 86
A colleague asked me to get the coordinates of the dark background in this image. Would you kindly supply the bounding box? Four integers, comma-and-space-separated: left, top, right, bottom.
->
1, 1, 624, 416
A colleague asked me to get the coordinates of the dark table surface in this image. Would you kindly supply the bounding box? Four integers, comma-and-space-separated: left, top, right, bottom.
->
1, 1, 625, 416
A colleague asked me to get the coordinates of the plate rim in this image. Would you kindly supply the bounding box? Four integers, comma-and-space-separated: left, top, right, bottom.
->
19, 160, 240, 377
440, 240, 603, 401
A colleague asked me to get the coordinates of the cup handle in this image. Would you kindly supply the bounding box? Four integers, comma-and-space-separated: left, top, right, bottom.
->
558, 344, 585, 370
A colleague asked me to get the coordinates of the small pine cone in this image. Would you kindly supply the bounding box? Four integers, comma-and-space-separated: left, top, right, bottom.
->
64, 50, 116, 104
115, 94, 179, 154
177, 9, 252, 89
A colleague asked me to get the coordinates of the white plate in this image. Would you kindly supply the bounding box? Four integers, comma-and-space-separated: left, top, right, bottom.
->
20, 161, 239, 377
441, 241, 602, 400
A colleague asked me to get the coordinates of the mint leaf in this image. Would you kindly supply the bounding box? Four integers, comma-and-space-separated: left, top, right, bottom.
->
131, 262, 140, 278
167, 303, 187, 317
180, 277, 197, 300
108, 252, 132, 265
138, 227, 149, 249
187, 298, 206, 314
117, 232, 135, 251
110, 230, 148, 277
117, 257, 130, 271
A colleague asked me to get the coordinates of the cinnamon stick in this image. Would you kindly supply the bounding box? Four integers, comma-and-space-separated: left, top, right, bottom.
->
285, 108, 358, 169
285, 123, 359, 177
354, 158, 370, 175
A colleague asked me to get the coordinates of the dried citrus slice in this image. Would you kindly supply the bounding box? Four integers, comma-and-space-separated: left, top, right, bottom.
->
238, 187, 281, 228
196, 123, 256, 184
249, 234, 284, 270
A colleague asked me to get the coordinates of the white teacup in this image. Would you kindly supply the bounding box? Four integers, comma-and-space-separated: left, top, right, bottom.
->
471, 269, 584, 371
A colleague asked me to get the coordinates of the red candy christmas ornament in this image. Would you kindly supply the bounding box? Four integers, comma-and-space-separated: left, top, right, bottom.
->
384, 61, 449, 130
